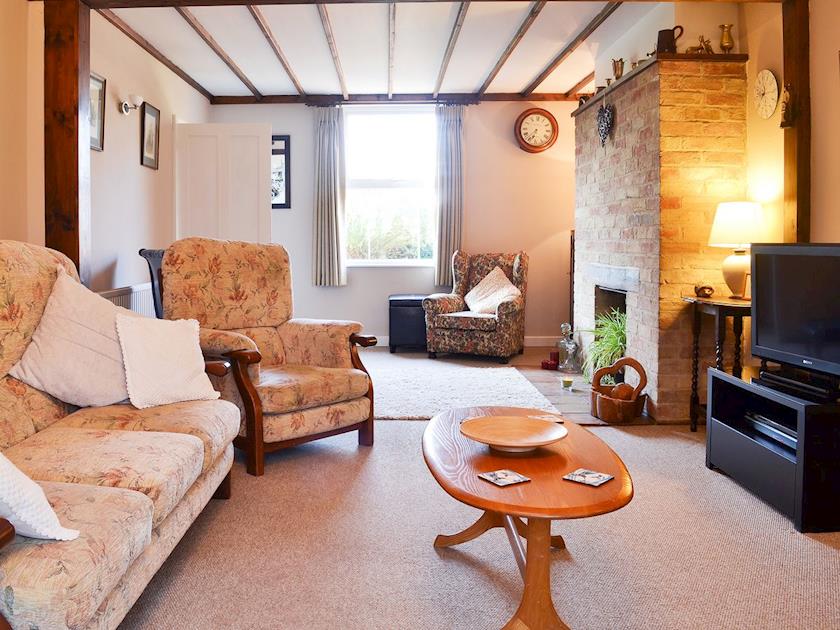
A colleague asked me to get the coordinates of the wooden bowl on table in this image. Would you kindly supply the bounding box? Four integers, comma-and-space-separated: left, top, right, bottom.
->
459, 415, 568, 454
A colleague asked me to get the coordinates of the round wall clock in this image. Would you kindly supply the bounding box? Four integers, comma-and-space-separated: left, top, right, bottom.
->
514, 108, 559, 153
754, 69, 779, 120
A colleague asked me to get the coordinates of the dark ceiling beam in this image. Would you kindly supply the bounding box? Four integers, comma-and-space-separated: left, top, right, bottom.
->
247, 5, 305, 95
97, 9, 213, 100
433, 1, 469, 98
388, 3, 396, 99
211, 92, 579, 105
317, 3, 349, 100
521, 1, 622, 96
82, 1, 781, 8
477, 0, 545, 95
564, 71, 595, 97
175, 6, 262, 97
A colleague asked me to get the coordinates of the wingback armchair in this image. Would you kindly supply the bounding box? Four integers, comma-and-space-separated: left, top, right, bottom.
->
161, 237, 376, 476
423, 250, 528, 363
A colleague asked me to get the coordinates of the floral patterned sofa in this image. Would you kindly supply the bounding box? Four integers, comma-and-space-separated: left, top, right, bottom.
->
0, 240, 240, 630
423, 250, 528, 362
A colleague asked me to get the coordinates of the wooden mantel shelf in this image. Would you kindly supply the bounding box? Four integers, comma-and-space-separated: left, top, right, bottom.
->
571, 52, 749, 117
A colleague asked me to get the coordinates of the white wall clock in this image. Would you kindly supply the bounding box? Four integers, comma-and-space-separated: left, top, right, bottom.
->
754, 69, 779, 120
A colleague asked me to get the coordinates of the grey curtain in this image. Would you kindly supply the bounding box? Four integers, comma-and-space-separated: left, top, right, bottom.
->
434, 104, 465, 287
313, 106, 347, 287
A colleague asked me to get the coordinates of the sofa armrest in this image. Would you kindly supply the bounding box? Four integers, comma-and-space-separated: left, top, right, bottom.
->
422, 293, 466, 316
496, 295, 526, 323
199, 328, 258, 356
278, 318, 369, 369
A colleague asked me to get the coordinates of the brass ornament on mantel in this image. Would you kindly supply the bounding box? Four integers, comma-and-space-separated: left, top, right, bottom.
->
719, 24, 735, 54
612, 58, 625, 80
685, 35, 715, 55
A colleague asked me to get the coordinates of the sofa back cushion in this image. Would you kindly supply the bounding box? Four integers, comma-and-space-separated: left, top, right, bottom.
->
0, 241, 77, 448
162, 237, 293, 330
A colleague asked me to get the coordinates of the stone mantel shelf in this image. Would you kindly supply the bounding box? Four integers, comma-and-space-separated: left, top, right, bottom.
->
571, 52, 749, 118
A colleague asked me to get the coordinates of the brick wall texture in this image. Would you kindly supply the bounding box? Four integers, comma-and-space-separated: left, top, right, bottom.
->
574, 59, 747, 423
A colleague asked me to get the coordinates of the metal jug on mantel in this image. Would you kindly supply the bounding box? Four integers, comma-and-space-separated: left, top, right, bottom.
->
612, 58, 625, 80
656, 25, 684, 54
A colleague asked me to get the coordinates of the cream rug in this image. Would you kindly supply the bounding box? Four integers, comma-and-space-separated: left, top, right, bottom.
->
120, 423, 840, 630
361, 348, 556, 419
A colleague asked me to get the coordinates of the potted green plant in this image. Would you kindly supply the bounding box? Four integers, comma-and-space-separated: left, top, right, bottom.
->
583, 308, 627, 383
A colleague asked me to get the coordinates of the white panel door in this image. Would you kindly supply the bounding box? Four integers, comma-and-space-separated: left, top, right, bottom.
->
175, 123, 271, 243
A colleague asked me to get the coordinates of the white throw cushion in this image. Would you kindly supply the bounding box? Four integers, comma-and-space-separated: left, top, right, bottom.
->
464, 266, 522, 315
0, 453, 79, 541
10, 267, 135, 407
115, 314, 220, 409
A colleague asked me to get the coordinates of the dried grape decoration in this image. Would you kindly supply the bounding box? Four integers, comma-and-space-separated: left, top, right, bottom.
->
596, 102, 614, 147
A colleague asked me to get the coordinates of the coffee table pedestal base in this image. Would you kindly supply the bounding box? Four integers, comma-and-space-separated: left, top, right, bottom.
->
435, 510, 568, 630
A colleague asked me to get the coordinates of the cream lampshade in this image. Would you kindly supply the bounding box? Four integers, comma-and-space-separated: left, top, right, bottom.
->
709, 201, 764, 299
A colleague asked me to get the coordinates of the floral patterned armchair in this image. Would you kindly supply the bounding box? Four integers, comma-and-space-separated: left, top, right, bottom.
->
423, 250, 528, 363
161, 238, 376, 476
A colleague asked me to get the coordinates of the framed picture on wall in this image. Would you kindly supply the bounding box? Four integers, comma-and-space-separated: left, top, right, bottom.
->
89, 73, 106, 152
271, 134, 291, 209
141, 102, 160, 170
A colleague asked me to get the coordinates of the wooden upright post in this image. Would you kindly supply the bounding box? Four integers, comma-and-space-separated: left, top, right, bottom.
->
44, 0, 91, 284
782, 0, 811, 243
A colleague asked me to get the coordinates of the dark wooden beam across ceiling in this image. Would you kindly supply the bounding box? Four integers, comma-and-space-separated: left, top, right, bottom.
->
433, 1, 469, 98
477, 0, 546, 95
176, 6, 262, 97
248, 5, 305, 95
211, 92, 579, 105
522, 1, 622, 96
317, 4, 349, 100
97, 9, 213, 100
82, 1, 781, 8
564, 71, 594, 97
44, 0, 92, 284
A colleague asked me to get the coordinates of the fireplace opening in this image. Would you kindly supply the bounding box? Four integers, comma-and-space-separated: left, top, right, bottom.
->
595, 286, 627, 318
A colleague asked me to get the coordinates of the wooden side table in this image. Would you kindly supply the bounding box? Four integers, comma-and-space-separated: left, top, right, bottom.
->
682, 296, 751, 432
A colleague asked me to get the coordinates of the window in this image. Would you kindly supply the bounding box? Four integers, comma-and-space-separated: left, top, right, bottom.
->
344, 106, 437, 266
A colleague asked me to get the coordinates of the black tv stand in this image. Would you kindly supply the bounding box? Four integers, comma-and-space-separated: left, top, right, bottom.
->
706, 368, 840, 532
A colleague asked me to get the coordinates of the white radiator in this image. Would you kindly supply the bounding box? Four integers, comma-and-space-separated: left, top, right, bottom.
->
99, 283, 157, 318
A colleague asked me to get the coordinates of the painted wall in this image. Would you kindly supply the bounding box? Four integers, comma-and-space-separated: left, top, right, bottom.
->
210, 101, 576, 342
741, 3, 784, 242
0, 0, 33, 242
88, 11, 211, 291
810, 0, 840, 242
4, 5, 211, 290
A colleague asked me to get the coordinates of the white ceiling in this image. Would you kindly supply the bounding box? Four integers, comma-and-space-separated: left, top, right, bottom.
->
107, 1, 644, 98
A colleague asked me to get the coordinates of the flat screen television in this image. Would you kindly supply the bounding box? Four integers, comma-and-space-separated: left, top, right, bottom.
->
752, 243, 840, 377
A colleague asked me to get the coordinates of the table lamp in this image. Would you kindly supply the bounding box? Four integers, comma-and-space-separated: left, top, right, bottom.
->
708, 201, 764, 299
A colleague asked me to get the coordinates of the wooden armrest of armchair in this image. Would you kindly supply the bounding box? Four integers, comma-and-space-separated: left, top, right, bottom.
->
351, 333, 378, 348
204, 357, 232, 377
0, 519, 11, 630
0, 518, 14, 550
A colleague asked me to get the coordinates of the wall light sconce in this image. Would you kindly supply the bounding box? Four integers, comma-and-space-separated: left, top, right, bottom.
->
120, 94, 144, 115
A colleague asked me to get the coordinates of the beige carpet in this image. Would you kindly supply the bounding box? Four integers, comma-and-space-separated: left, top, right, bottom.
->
120, 423, 840, 630
361, 348, 556, 419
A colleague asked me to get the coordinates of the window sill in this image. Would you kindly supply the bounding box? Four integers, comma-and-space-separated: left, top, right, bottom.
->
347, 260, 435, 269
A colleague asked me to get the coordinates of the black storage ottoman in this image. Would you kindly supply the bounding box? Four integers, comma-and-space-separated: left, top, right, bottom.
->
388, 294, 428, 353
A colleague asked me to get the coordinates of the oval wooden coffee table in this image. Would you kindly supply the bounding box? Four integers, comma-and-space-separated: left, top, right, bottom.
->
423, 406, 633, 630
